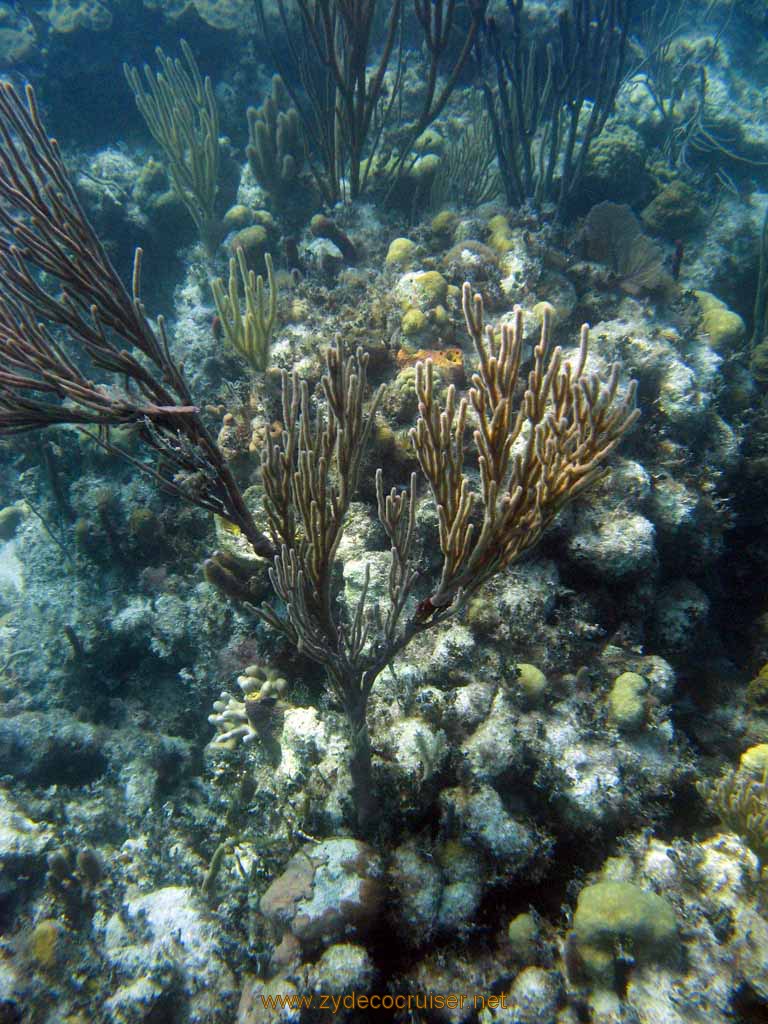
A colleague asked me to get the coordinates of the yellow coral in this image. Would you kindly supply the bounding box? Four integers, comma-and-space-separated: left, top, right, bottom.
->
694, 290, 746, 352
386, 237, 417, 268
28, 919, 64, 970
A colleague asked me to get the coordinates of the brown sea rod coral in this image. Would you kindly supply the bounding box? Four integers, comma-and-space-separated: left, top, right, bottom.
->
249, 286, 639, 832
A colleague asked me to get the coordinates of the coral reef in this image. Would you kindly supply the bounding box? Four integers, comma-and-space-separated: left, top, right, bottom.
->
2, 1, 768, 1020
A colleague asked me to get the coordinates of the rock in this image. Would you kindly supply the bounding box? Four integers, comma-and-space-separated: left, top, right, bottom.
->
389, 842, 443, 945
460, 691, 522, 782
237, 976, 301, 1024
0, 711, 106, 786
481, 967, 562, 1024
653, 578, 710, 653
0, 949, 22, 1019
439, 784, 539, 871
435, 840, 484, 934
566, 510, 656, 580
102, 885, 237, 1023
451, 681, 495, 734
0, 791, 52, 861
308, 943, 376, 995
260, 839, 384, 950
390, 718, 448, 787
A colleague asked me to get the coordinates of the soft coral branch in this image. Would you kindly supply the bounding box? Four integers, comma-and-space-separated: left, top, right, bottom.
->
0, 81, 274, 558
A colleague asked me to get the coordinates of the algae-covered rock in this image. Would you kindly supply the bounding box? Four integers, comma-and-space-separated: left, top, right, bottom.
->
582, 122, 651, 206
222, 204, 254, 232
746, 670, 768, 709
145, 0, 250, 30
641, 180, 700, 239
230, 225, 270, 269
702, 306, 746, 352
409, 153, 440, 184
443, 239, 498, 282
431, 209, 458, 240
414, 128, 445, 155
572, 880, 679, 985
531, 300, 559, 328
27, 919, 65, 970
396, 270, 448, 311
46, 0, 111, 32
401, 307, 428, 338
487, 213, 515, 256
0, 11, 36, 64
396, 270, 454, 351
751, 337, 768, 383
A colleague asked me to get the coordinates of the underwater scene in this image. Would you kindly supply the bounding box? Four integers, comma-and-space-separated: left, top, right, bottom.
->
2, 0, 768, 1020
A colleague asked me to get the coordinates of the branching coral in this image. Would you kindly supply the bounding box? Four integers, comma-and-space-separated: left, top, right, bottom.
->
254, 0, 487, 203
429, 97, 502, 210
246, 76, 305, 213
251, 284, 639, 832
209, 664, 289, 748
698, 765, 768, 872
0, 77, 638, 837
124, 41, 221, 254
211, 250, 277, 372
411, 286, 640, 610
482, 0, 630, 216
0, 80, 273, 559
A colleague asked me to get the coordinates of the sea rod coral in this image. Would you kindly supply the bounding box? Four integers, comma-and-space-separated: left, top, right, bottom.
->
0, 81, 638, 835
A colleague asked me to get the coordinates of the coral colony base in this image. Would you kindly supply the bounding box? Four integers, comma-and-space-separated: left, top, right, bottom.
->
0, 1, 767, 1022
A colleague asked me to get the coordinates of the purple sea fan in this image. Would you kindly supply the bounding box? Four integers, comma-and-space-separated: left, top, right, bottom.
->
584, 201, 667, 295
